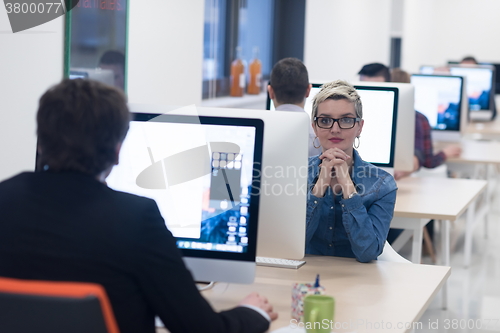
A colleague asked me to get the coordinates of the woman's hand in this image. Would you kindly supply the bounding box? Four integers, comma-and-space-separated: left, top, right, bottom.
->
320, 148, 351, 187
311, 148, 352, 198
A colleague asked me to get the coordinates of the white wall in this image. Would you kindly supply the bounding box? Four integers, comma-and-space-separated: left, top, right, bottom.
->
304, 0, 392, 83
0, 11, 64, 182
127, 0, 204, 106
0, 1, 205, 182
402, 0, 500, 73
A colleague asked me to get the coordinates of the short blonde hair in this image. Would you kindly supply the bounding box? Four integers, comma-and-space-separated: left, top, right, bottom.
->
311, 80, 362, 120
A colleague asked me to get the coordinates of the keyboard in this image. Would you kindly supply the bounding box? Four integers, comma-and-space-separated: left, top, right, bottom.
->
256, 257, 306, 269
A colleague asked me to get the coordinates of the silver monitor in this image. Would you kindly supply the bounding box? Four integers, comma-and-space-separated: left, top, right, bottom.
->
411, 74, 466, 142
420, 65, 495, 121
267, 83, 415, 172
124, 104, 309, 262
351, 82, 416, 172
106, 108, 264, 284
449, 65, 495, 121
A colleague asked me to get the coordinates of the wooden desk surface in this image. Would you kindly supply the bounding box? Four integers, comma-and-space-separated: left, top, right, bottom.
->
436, 139, 500, 164
394, 177, 487, 220
202, 256, 450, 333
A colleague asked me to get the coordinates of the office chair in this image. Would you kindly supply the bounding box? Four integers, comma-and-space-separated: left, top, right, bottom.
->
0, 277, 120, 333
378, 241, 412, 264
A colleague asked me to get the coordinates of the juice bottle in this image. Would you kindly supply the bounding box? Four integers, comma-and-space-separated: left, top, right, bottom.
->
230, 46, 245, 97
247, 47, 262, 95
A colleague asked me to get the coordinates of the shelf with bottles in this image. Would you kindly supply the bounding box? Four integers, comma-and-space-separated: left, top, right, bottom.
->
230, 46, 263, 97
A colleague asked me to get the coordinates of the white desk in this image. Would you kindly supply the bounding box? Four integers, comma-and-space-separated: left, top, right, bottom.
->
201, 256, 450, 333
437, 140, 500, 266
464, 118, 500, 141
393, 177, 486, 263
392, 177, 486, 308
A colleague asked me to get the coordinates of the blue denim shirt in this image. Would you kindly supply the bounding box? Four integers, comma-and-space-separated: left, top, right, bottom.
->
306, 150, 397, 263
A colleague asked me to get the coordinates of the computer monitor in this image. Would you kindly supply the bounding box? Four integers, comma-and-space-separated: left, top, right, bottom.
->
105, 111, 264, 284
449, 65, 495, 114
411, 74, 466, 142
127, 104, 309, 261
267, 83, 415, 171
69, 68, 114, 87
449, 61, 500, 94
421, 65, 496, 121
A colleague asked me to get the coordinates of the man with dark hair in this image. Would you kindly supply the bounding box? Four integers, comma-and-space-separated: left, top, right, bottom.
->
460, 56, 478, 64
0, 79, 276, 333
36, 78, 130, 177
268, 57, 320, 156
358, 63, 391, 82
99, 50, 126, 90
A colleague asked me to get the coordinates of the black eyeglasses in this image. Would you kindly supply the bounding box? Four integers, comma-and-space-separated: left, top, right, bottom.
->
314, 117, 361, 129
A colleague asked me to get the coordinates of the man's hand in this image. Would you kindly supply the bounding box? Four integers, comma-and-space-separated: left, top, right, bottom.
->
442, 145, 462, 159
239, 292, 278, 321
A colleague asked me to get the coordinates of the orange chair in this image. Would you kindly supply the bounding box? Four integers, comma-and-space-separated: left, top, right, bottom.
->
0, 277, 120, 333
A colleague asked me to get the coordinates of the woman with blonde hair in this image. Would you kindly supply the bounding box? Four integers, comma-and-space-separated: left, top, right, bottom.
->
306, 80, 397, 262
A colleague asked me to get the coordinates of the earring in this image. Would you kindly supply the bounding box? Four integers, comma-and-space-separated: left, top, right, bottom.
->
313, 136, 321, 149
354, 136, 360, 149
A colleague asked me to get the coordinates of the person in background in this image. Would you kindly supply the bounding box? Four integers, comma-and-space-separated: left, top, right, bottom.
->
359, 64, 460, 245
358, 63, 391, 82
99, 50, 126, 91
268, 57, 321, 156
0, 79, 277, 333
358, 63, 461, 179
460, 56, 478, 65
306, 80, 397, 263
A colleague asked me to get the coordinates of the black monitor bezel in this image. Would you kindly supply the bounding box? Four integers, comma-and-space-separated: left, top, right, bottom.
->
410, 73, 465, 132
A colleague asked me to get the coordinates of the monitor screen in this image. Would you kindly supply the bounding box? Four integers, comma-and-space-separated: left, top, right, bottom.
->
449, 66, 494, 112
106, 113, 264, 283
411, 74, 464, 131
449, 61, 500, 94
267, 84, 398, 168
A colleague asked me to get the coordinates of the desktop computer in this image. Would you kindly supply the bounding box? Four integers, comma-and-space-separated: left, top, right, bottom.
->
411, 74, 466, 142
106, 110, 264, 284
267, 82, 415, 172
449, 65, 495, 121
116, 104, 309, 275
420, 65, 495, 122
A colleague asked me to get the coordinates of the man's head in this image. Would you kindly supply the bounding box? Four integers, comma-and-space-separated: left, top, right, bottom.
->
460, 56, 478, 65
358, 63, 390, 82
99, 50, 126, 90
268, 57, 311, 107
37, 79, 130, 177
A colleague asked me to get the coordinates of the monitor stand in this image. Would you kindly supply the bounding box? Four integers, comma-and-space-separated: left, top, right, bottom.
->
432, 130, 461, 143
469, 111, 493, 122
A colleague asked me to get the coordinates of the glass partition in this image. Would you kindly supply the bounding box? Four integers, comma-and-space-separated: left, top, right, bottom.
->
64, 0, 129, 92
